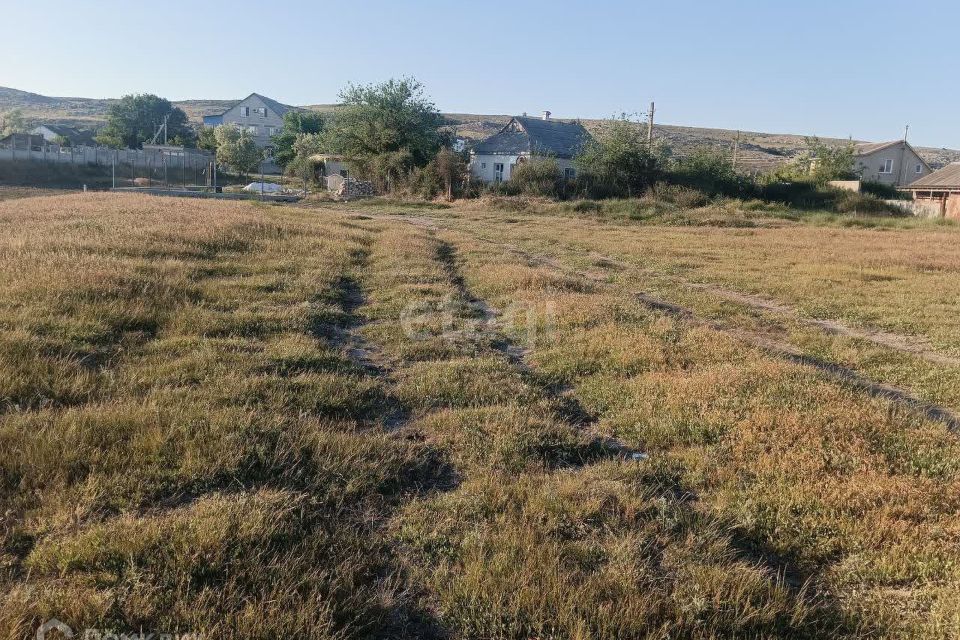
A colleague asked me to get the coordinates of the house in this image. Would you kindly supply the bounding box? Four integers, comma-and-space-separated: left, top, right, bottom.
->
899, 163, 960, 218
29, 124, 98, 147
852, 140, 931, 187
469, 112, 591, 183
202, 93, 295, 149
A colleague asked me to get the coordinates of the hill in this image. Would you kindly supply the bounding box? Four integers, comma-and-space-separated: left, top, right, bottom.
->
4, 87, 959, 171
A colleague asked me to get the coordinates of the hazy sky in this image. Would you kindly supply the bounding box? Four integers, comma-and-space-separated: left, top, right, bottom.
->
3, 0, 958, 147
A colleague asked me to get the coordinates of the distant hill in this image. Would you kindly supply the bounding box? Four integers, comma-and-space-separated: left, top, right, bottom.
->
4, 87, 959, 171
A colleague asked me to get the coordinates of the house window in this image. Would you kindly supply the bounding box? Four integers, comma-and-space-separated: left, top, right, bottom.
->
255, 107, 267, 118
481, 162, 486, 169
916, 163, 923, 174
564, 167, 576, 180
247, 125, 258, 135
879, 159, 894, 174
239, 106, 250, 117
494, 162, 505, 183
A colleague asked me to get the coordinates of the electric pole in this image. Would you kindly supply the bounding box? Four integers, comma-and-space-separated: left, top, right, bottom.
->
732, 130, 741, 170
647, 102, 655, 143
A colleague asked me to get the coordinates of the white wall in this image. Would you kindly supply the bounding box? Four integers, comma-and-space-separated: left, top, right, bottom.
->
470, 153, 578, 183
855, 142, 931, 186
211, 95, 286, 149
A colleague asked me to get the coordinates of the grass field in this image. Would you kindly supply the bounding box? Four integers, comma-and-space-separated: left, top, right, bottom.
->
1, 192, 959, 639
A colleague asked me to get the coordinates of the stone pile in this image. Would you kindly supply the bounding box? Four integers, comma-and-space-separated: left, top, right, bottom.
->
335, 178, 376, 200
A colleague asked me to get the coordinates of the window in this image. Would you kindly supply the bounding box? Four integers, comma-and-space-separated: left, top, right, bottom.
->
564, 167, 576, 180
916, 163, 923, 174
247, 125, 258, 135
494, 162, 504, 183
239, 106, 250, 117
255, 107, 267, 118
265, 126, 276, 136
879, 159, 893, 174
481, 162, 486, 169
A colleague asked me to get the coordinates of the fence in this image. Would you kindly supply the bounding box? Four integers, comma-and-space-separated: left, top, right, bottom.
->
0, 141, 217, 189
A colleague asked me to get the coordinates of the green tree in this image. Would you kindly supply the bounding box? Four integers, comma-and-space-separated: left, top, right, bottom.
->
806, 137, 856, 183
576, 114, 666, 198
96, 94, 194, 149
271, 111, 326, 170
325, 77, 443, 191
197, 126, 218, 152
0, 109, 28, 136
215, 125, 264, 178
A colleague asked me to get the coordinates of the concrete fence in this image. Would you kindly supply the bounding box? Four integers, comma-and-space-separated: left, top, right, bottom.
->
0, 144, 212, 169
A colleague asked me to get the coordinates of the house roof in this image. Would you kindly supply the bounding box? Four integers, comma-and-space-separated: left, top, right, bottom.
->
854, 140, 903, 156
901, 162, 960, 190
212, 93, 296, 118
37, 124, 97, 146
473, 116, 591, 159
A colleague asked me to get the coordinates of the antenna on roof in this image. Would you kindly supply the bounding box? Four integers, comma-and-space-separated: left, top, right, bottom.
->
903, 124, 909, 142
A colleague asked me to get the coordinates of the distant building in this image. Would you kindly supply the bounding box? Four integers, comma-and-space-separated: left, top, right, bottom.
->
853, 140, 931, 187
29, 124, 98, 147
469, 112, 591, 183
202, 93, 295, 149
900, 162, 960, 218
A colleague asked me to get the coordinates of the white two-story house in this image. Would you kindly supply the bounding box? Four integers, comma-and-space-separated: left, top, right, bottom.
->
203, 93, 296, 170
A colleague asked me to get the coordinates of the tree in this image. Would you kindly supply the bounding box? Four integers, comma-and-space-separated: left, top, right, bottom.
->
96, 94, 193, 149
325, 77, 444, 191
197, 126, 218, 153
286, 133, 327, 191
434, 147, 468, 200
271, 111, 326, 170
214, 125, 264, 178
775, 137, 856, 184
576, 114, 666, 198
0, 109, 27, 136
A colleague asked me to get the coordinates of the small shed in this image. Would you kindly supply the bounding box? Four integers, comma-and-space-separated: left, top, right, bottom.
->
899, 163, 960, 218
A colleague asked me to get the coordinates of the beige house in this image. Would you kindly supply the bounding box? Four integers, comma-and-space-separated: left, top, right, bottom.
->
853, 140, 931, 187
900, 163, 960, 218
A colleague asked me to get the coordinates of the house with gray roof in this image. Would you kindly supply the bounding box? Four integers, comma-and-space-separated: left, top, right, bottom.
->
852, 139, 931, 187
900, 162, 960, 218
29, 124, 98, 147
202, 93, 296, 150
469, 112, 591, 183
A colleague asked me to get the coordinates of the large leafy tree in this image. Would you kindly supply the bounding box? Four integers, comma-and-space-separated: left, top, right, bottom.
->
96, 94, 194, 149
0, 109, 28, 136
325, 78, 444, 190
576, 114, 666, 198
271, 110, 326, 170
214, 125, 263, 178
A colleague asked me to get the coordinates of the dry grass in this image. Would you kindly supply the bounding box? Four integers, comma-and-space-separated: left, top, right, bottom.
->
2, 193, 959, 638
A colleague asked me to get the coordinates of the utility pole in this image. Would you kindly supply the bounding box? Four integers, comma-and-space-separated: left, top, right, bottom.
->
732, 130, 741, 170
647, 102, 655, 144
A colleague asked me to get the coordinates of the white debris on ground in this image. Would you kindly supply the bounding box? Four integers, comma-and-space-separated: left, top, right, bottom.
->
243, 182, 284, 193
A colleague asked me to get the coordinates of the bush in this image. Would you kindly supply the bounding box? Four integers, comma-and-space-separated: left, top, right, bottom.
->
648, 182, 709, 208
667, 149, 753, 198
510, 158, 565, 198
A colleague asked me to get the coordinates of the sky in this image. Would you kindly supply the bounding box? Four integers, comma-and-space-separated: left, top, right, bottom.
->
2, 0, 958, 148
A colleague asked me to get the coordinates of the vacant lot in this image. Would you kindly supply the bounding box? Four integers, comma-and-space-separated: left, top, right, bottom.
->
1, 193, 959, 639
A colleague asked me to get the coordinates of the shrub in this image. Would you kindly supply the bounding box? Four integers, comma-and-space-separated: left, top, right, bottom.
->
510, 158, 564, 198
649, 182, 709, 208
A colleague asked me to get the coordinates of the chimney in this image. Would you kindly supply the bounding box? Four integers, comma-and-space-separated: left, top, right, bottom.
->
542, 110, 551, 121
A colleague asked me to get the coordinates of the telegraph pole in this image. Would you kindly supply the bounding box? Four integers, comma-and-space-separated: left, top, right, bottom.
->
647, 102, 655, 143
732, 130, 741, 170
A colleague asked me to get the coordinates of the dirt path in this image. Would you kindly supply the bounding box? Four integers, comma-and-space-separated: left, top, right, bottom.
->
373, 214, 960, 432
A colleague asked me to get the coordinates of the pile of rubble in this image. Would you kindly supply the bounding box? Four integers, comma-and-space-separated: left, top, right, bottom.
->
335, 178, 376, 200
